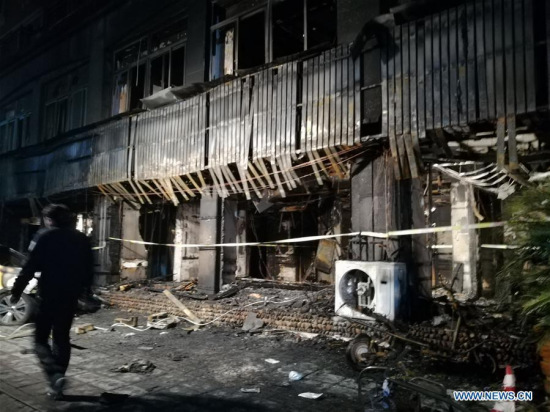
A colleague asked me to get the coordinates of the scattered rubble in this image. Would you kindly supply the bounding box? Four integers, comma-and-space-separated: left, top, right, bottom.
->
242, 312, 265, 332
298, 392, 323, 399
111, 359, 156, 374
74, 324, 95, 334
240, 387, 261, 393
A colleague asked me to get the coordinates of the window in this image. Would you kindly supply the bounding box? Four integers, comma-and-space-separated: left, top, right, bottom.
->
112, 19, 187, 115
210, 0, 336, 79
42, 67, 87, 140
0, 94, 32, 152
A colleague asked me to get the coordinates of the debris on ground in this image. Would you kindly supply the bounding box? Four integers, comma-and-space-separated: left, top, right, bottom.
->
163, 289, 202, 326
240, 387, 261, 393
288, 371, 304, 381
114, 316, 138, 327
111, 359, 156, 374
298, 392, 323, 399
147, 315, 179, 329
242, 312, 264, 332
74, 324, 95, 334
265, 358, 279, 364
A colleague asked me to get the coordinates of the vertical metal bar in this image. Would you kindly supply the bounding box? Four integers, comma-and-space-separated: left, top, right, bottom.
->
496, 116, 506, 168
417, 20, 426, 138
433, 13, 442, 129
425, 15, 434, 131
484, 0, 496, 119
504, 0, 516, 116
395, 25, 403, 137
402, 23, 411, 137
524, 0, 536, 112
450, 6, 460, 127
466, 1, 478, 123
457, 4, 468, 126
513, 0, 526, 114
441, 9, 451, 128
494, 0, 506, 118
381, 37, 389, 138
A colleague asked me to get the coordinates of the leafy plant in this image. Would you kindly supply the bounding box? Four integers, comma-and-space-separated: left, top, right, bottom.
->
501, 178, 550, 345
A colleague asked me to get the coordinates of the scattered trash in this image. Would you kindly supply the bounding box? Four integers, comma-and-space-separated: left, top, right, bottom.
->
111, 359, 156, 374
288, 371, 304, 381
115, 317, 138, 327
119, 284, 133, 292
147, 312, 168, 322
298, 392, 323, 399
123, 333, 135, 337
242, 312, 265, 332
137, 346, 154, 351
147, 315, 179, 329
168, 353, 187, 362
265, 358, 280, 364
240, 387, 261, 393
432, 315, 451, 327
212, 285, 240, 300
74, 324, 95, 334
249, 293, 263, 299
382, 379, 391, 397
160, 331, 169, 335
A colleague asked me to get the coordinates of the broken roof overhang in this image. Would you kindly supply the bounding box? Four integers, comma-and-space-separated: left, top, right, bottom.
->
432, 161, 519, 199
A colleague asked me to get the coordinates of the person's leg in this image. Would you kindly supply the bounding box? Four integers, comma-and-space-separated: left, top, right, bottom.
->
34, 304, 57, 381
51, 306, 75, 376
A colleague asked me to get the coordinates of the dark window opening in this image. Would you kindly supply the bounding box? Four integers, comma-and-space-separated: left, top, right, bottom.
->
238, 12, 265, 70
170, 46, 185, 87
69, 89, 87, 130
306, 0, 336, 49
130, 64, 146, 110
272, 0, 304, 59
151, 19, 188, 53
150, 54, 170, 94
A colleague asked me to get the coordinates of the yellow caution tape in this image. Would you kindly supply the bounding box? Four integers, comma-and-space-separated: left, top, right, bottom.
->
107, 221, 506, 249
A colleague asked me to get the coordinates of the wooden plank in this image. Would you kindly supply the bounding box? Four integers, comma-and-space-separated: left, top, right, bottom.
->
507, 114, 518, 171
484, 0, 496, 119
496, 116, 506, 168
504, 0, 516, 116
475, 0, 488, 121
174, 176, 195, 198
163, 289, 202, 324
169, 177, 189, 202
396, 135, 410, 179
403, 133, 419, 178
387, 27, 401, 179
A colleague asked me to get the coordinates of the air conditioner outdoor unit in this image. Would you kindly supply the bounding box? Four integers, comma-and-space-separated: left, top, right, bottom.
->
334, 261, 406, 321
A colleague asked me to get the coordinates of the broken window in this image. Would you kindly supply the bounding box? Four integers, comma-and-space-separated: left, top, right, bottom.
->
42, 66, 87, 139
0, 93, 31, 152
112, 20, 187, 113
238, 11, 266, 70
210, 0, 336, 79
273, 0, 304, 59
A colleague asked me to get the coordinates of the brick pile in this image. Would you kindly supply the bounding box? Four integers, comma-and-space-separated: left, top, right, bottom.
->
101, 290, 377, 338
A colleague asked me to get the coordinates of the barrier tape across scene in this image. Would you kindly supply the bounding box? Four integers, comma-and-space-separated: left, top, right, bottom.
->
98, 221, 512, 249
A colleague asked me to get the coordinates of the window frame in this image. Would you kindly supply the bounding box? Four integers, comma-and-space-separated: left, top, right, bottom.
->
111, 21, 188, 115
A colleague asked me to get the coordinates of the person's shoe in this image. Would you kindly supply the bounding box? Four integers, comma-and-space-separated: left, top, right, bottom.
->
47, 374, 66, 400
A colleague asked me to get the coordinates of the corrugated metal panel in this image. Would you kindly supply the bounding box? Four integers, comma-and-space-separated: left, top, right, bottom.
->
44, 117, 130, 195
383, 0, 537, 177
134, 95, 206, 180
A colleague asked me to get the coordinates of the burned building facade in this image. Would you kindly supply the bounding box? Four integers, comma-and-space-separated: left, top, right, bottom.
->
1, 0, 549, 314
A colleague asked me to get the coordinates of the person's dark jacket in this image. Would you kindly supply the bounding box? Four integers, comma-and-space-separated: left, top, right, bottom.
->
11, 227, 94, 307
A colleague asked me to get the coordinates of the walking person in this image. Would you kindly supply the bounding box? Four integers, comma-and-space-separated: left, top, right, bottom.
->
9, 204, 94, 399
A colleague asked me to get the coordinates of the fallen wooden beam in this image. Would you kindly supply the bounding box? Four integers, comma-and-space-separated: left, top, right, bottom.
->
163, 289, 202, 325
